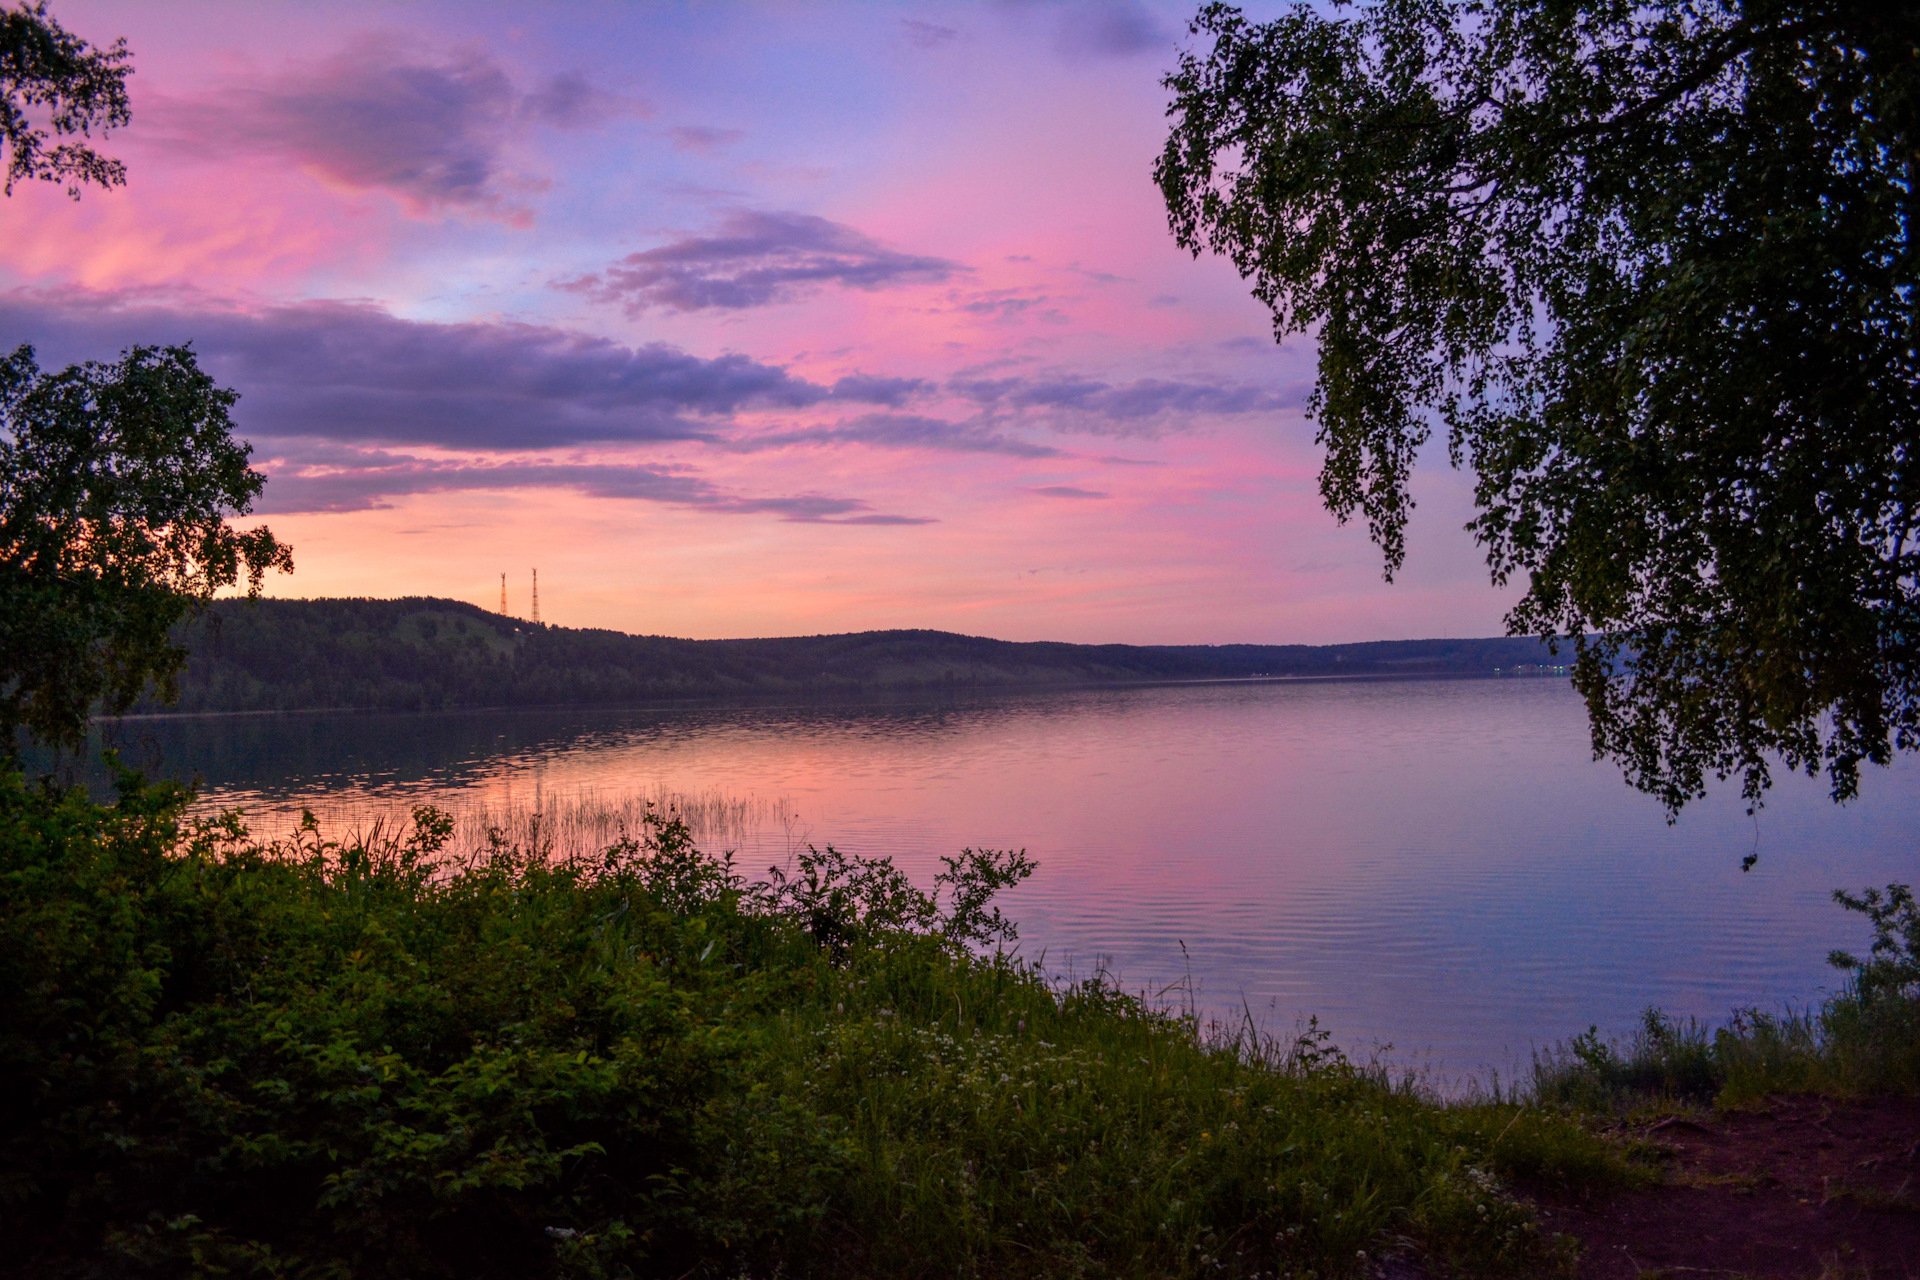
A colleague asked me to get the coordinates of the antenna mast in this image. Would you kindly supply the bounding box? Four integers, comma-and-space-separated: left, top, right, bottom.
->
531, 568, 540, 624
499, 572, 507, 614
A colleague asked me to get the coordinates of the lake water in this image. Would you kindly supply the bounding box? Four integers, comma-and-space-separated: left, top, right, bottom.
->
101, 675, 1920, 1088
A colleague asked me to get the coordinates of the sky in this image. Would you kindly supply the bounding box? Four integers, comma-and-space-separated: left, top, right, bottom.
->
4, 0, 1519, 644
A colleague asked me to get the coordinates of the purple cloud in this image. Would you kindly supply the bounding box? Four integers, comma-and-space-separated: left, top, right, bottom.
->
949, 376, 1023, 402
668, 125, 745, 152
903, 19, 961, 48
559, 210, 963, 312
1047, 1, 1171, 59
253, 443, 931, 524
520, 71, 634, 129
996, 376, 1108, 410
154, 41, 640, 218
730, 413, 1064, 458
0, 291, 911, 450
1028, 485, 1109, 499
828, 373, 933, 406
951, 287, 1055, 320
1076, 379, 1299, 418
951, 372, 1311, 432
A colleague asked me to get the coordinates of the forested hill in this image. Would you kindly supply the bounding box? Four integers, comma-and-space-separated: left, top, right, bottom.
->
137, 597, 1565, 715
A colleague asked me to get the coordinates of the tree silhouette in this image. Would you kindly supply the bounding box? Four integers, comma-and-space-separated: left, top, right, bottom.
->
1159, 1, 1919, 811
0, 4, 290, 753
1, 0, 131, 196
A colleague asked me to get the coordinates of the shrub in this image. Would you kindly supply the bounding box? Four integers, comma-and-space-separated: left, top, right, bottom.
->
0, 767, 1616, 1278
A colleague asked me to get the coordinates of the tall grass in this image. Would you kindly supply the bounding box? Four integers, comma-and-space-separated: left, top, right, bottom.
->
446, 787, 799, 860
1533, 886, 1920, 1111
204, 784, 800, 863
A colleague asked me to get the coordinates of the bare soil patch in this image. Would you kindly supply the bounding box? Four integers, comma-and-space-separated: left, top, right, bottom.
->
1533, 1094, 1920, 1278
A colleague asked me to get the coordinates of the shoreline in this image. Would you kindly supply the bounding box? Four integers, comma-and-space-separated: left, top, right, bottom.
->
99, 666, 1567, 726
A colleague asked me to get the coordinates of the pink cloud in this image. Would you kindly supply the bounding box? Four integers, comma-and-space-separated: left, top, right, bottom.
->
0, 0, 1520, 649
0, 172, 387, 292
144, 37, 644, 222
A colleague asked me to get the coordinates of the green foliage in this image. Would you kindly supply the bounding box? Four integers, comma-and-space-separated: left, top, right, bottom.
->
758, 842, 1035, 959
0, 768, 1621, 1278
1158, 0, 1920, 813
1536, 883, 1920, 1110
0, 0, 130, 196
0, 343, 293, 753
1827, 883, 1920, 1003
1533, 1012, 1721, 1112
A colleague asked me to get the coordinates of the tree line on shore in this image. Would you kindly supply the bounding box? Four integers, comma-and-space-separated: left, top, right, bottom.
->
133, 596, 1564, 716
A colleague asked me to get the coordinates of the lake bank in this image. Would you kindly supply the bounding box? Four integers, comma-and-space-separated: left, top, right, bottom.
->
8, 766, 1914, 1278
70, 677, 1920, 1088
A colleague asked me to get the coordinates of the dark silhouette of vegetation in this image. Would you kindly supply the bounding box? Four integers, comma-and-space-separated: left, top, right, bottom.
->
1159, 1, 1920, 812
0, 2, 290, 757
1, 345, 292, 754
0, 0, 130, 196
132, 596, 1563, 715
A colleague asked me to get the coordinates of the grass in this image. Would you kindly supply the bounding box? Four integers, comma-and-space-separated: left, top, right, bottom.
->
1532, 888, 1920, 1112
441, 787, 800, 861
0, 765, 1626, 1279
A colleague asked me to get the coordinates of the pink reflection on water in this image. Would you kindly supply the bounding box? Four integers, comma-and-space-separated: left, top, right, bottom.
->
166, 678, 1920, 1089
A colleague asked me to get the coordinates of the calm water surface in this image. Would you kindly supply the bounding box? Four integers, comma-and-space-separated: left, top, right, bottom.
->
104, 676, 1920, 1086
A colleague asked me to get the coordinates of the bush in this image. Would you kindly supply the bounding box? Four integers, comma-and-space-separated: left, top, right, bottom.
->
0, 767, 1617, 1278
1533, 1011, 1721, 1112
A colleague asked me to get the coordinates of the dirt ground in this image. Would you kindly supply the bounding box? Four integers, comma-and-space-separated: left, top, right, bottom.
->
1532, 1094, 1920, 1278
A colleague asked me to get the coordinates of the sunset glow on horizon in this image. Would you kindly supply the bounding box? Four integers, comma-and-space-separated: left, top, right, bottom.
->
4, 0, 1518, 645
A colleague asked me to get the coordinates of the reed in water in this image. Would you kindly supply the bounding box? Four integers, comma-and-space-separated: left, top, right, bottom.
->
209, 784, 801, 863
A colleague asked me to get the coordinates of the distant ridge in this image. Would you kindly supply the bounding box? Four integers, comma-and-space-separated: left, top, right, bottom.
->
137, 596, 1567, 716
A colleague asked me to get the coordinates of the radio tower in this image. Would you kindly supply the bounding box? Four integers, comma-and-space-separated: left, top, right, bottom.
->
499, 572, 507, 615
531, 568, 540, 624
